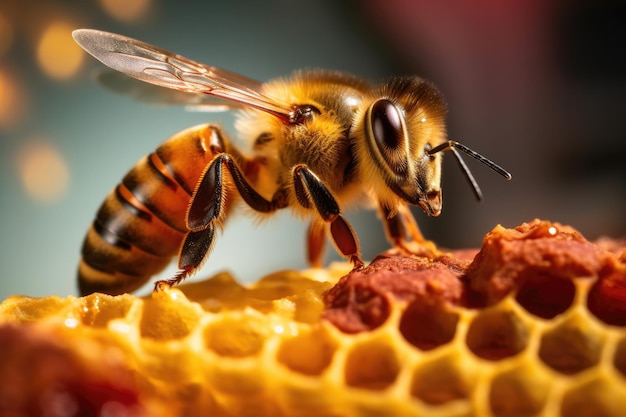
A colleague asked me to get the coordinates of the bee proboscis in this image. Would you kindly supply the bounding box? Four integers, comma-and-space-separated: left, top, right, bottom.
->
73, 29, 511, 296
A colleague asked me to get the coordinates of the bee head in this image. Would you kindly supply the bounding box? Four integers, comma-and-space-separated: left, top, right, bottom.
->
362, 78, 448, 216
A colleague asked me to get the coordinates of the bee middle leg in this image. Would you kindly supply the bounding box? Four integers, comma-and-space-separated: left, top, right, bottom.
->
154, 153, 281, 290
293, 165, 364, 270
306, 220, 326, 268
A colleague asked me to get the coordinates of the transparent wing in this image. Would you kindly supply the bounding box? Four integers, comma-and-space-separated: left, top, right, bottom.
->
73, 29, 293, 122
95, 69, 239, 112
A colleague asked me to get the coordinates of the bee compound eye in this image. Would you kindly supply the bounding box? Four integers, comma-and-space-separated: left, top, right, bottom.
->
371, 99, 404, 151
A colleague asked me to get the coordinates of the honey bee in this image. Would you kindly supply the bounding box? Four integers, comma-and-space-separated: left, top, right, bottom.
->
73, 29, 511, 296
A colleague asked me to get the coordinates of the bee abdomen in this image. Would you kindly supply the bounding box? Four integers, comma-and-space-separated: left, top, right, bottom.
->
78, 224, 175, 296
79, 124, 227, 296
78, 178, 188, 295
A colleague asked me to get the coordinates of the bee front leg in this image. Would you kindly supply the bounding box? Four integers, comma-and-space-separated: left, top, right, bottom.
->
379, 203, 421, 245
379, 202, 438, 256
154, 154, 279, 291
293, 165, 364, 270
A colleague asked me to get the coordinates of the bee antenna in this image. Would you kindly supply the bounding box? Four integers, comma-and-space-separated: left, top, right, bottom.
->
428, 140, 512, 202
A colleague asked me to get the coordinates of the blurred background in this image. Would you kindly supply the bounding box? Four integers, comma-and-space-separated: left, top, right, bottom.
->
0, 0, 624, 299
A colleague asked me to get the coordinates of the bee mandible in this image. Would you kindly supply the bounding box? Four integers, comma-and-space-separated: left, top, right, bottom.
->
73, 29, 511, 296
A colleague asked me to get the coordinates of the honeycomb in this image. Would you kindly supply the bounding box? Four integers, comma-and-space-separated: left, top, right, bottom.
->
1, 219, 625, 417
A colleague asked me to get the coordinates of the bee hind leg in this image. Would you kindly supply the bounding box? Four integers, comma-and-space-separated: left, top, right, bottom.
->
154, 153, 280, 291
293, 165, 364, 270
153, 226, 216, 291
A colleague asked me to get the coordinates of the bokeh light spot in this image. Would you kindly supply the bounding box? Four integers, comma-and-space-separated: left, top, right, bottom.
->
16, 139, 71, 204
100, 0, 151, 22
0, 12, 14, 57
37, 21, 84, 80
0, 67, 27, 129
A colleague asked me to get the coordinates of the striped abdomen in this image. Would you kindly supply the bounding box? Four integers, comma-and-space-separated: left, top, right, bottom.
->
78, 124, 233, 295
